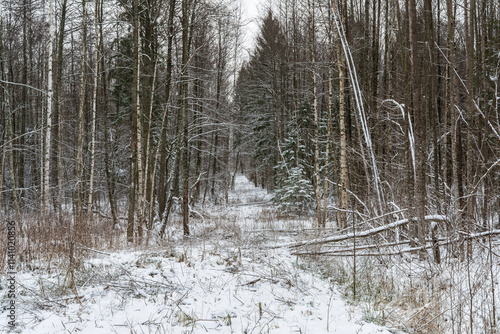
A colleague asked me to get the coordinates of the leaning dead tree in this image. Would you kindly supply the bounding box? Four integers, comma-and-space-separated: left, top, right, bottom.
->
274, 215, 447, 249
291, 229, 500, 257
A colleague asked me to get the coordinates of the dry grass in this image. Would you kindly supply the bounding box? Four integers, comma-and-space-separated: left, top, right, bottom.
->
0, 213, 123, 275
2, 204, 499, 334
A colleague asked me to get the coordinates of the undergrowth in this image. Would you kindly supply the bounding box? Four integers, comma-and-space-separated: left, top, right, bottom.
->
2, 203, 499, 334
296, 241, 499, 334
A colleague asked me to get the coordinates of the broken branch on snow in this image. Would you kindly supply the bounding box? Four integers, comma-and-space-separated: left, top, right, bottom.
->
273, 215, 447, 249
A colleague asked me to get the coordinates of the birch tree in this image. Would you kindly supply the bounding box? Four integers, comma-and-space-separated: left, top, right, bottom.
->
87, 0, 100, 217
43, 0, 55, 215
331, 0, 348, 229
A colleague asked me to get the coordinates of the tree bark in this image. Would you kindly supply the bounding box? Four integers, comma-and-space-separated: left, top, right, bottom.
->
181, 0, 193, 236
100, 0, 118, 229
75, 0, 87, 221
447, 0, 465, 256
409, 0, 426, 258
55, 0, 68, 223
87, 0, 100, 217
308, 0, 322, 228
134, 0, 144, 243
464, 0, 475, 258
44, 0, 55, 216
158, 0, 176, 224
332, 0, 348, 229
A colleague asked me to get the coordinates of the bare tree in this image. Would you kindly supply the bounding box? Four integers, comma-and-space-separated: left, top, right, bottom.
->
43, 0, 55, 215
75, 0, 88, 221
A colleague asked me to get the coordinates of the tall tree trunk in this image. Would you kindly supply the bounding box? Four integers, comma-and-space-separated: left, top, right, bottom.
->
0, 145, 5, 213
370, 0, 380, 120
99, 0, 118, 228
424, 0, 437, 262
181, 0, 192, 236
225, 12, 240, 205
75, 0, 87, 221
478, 0, 489, 234
141, 3, 159, 238
144, 60, 158, 241
409, 0, 426, 258
323, 42, 333, 228
210, 16, 224, 201
127, 0, 143, 243
19, 0, 29, 206
447, 0, 464, 255
5, 92, 20, 221
87, 0, 100, 217
127, 156, 136, 243
332, 0, 348, 229
44, 0, 55, 216
55, 0, 68, 223
0, 10, 15, 218
134, 0, 144, 243
464, 0, 475, 258
0, 27, 20, 219
158, 0, 176, 226
308, 0, 322, 228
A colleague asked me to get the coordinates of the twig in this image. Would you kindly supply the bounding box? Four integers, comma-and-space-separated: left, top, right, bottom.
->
241, 278, 261, 286
76, 243, 111, 255
16, 282, 67, 308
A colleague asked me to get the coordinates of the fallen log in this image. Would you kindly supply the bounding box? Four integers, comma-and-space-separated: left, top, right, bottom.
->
292, 244, 437, 257
297, 239, 417, 255
273, 215, 447, 249
291, 229, 500, 257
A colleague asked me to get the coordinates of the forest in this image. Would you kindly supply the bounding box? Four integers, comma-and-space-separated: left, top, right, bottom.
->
1, 0, 500, 332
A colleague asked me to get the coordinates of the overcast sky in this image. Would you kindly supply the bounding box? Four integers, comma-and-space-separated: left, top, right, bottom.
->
239, 0, 266, 53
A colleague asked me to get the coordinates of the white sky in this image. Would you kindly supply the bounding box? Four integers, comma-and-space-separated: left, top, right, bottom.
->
239, 0, 266, 55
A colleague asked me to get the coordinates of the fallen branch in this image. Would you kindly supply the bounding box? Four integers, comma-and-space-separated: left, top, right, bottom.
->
17, 282, 68, 308
241, 278, 261, 286
92, 210, 127, 220
247, 228, 338, 234
309, 235, 452, 254
235, 201, 271, 207
292, 244, 435, 257
76, 243, 111, 255
459, 229, 500, 240
304, 239, 415, 254
292, 229, 500, 257
274, 215, 447, 249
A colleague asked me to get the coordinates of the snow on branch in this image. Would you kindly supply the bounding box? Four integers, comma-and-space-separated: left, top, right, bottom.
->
292, 229, 500, 257
273, 215, 447, 249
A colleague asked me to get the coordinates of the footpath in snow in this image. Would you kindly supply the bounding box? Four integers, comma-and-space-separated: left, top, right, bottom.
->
3, 175, 394, 333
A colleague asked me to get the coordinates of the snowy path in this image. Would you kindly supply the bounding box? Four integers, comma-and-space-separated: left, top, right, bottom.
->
5, 175, 395, 334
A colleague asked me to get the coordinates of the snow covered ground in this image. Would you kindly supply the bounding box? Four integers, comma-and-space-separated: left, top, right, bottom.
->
3, 175, 396, 333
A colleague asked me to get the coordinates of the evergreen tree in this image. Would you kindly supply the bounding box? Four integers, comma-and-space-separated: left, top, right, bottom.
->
235, 10, 288, 189
273, 165, 314, 214
272, 130, 314, 214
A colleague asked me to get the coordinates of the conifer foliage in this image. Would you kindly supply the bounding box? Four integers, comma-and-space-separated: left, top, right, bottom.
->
272, 131, 314, 214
